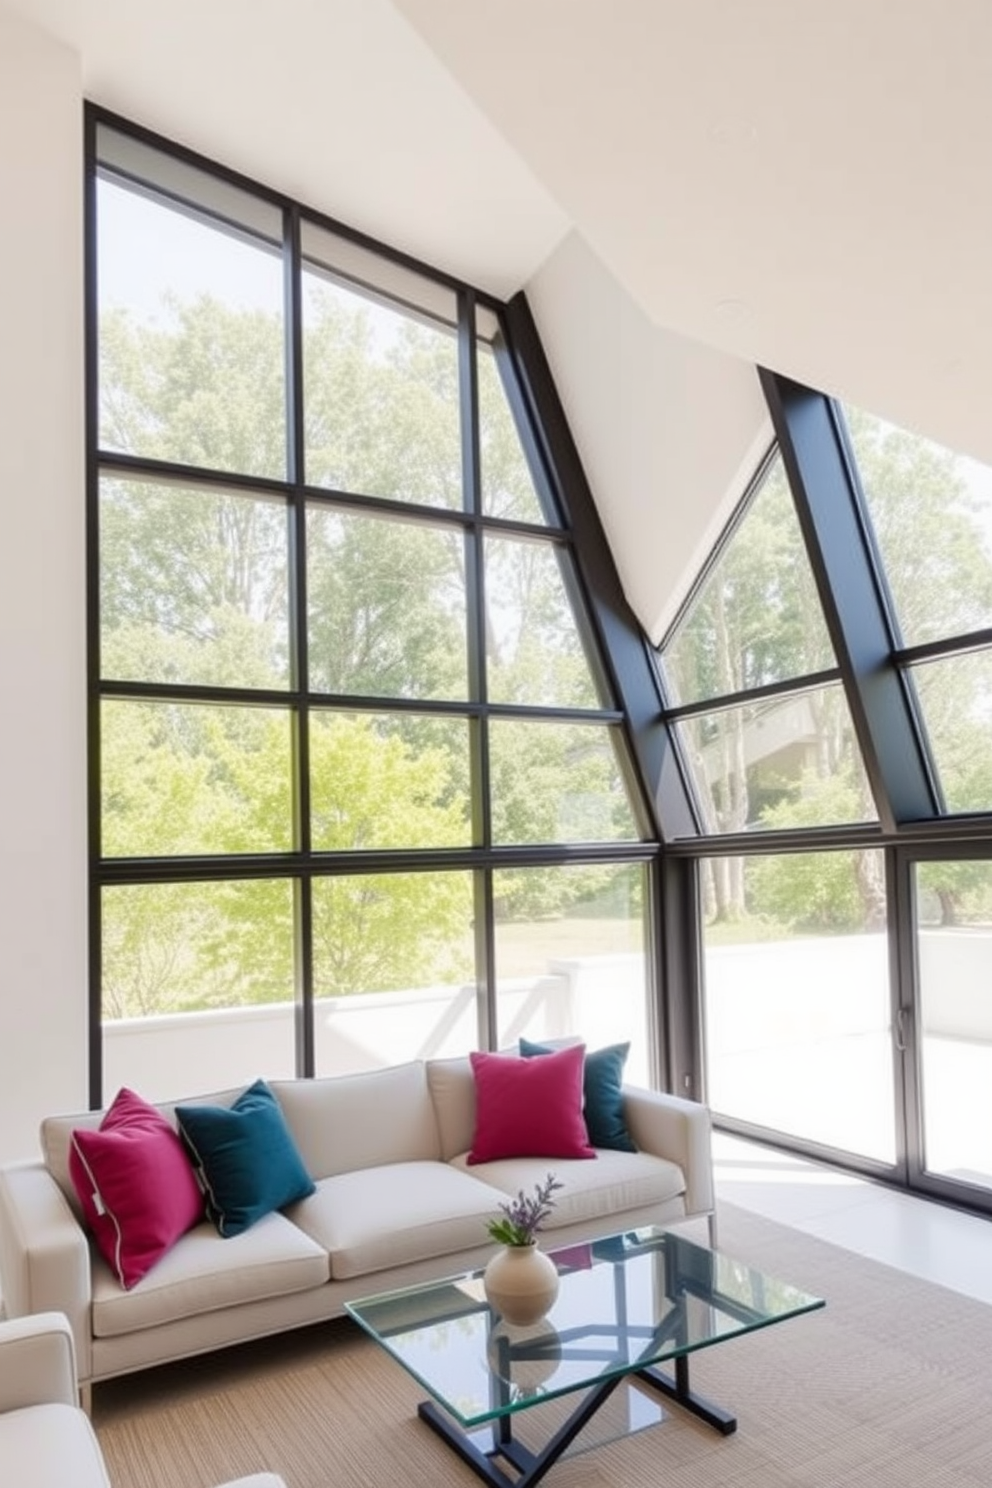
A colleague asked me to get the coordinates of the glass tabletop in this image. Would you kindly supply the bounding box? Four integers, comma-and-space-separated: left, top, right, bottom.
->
345, 1226, 824, 1427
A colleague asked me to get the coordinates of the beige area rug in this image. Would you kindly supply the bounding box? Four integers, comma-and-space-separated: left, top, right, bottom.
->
93, 1202, 992, 1488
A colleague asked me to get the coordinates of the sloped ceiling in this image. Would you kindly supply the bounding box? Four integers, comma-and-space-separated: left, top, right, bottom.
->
6, 0, 986, 637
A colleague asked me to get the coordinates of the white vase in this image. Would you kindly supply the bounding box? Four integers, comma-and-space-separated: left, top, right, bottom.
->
483, 1243, 560, 1326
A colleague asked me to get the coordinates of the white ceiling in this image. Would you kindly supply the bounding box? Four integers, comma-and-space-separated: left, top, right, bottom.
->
7, 0, 991, 636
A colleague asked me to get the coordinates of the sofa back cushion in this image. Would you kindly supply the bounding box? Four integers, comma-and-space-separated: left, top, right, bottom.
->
425, 1055, 478, 1161
270, 1061, 440, 1179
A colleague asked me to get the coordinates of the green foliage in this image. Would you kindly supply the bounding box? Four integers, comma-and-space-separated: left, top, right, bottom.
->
664, 457, 833, 706
98, 274, 632, 1016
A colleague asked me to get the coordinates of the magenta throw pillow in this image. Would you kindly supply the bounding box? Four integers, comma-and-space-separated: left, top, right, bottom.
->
69, 1087, 205, 1289
467, 1045, 596, 1164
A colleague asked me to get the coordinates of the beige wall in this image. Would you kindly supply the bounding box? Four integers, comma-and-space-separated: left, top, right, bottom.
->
0, 7, 87, 1162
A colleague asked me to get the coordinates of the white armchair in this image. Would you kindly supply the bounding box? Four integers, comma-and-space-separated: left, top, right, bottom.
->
0, 1312, 286, 1488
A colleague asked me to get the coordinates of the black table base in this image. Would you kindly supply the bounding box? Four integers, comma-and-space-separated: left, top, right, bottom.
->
417, 1352, 737, 1488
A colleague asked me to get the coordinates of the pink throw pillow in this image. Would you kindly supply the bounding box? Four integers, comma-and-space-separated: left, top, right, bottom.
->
467, 1045, 596, 1164
69, 1087, 205, 1289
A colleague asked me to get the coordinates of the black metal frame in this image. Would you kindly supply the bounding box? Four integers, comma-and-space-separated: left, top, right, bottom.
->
83, 106, 666, 1107
418, 1349, 735, 1488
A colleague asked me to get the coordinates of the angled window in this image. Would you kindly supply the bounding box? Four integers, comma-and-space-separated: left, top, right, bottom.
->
660, 451, 876, 835
843, 405, 992, 815
477, 308, 551, 524
484, 536, 607, 709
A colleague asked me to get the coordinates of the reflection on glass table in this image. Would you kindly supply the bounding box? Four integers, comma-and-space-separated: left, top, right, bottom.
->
347, 1226, 824, 1488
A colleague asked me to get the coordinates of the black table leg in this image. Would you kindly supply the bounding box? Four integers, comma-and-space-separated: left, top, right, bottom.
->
635, 1353, 737, 1435
418, 1372, 625, 1488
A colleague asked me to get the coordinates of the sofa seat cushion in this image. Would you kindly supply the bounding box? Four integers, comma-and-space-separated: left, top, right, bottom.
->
291, 1161, 507, 1280
91, 1212, 329, 1339
449, 1149, 686, 1230
0, 1402, 110, 1488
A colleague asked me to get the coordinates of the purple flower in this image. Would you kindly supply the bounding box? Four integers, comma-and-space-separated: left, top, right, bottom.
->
486, 1172, 564, 1246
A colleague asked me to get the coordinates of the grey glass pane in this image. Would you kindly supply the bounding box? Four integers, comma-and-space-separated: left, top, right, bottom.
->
662, 453, 834, 707
702, 851, 894, 1161
101, 879, 296, 1095
100, 476, 290, 688
478, 341, 547, 523
102, 700, 294, 856
307, 507, 468, 700
492, 863, 649, 1084
97, 177, 287, 480
302, 265, 462, 507
675, 684, 877, 833
910, 651, 992, 813
915, 860, 992, 1187
309, 712, 471, 850
485, 537, 605, 708
489, 721, 641, 844
844, 405, 992, 647
311, 871, 474, 1003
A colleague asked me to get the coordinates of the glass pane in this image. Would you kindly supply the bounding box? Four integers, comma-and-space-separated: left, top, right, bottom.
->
102, 700, 294, 856
347, 1228, 821, 1428
662, 453, 835, 707
477, 337, 547, 523
702, 851, 894, 1161
915, 860, 992, 1188
301, 235, 461, 506
311, 871, 475, 1073
489, 721, 641, 844
100, 475, 290, 688
675, 683, 877, 833
102, 879, 296, 1100
310, 712, 471, 850
493, 864, 649, 1084
843, 404, 992, 647
307, 506, 468, 700
485, 537, 605, 708
97, 176, 287, 480
909, 651, 992, 813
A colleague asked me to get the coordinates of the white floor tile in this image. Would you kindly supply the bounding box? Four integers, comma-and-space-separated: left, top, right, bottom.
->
713, 1132, 992, 1304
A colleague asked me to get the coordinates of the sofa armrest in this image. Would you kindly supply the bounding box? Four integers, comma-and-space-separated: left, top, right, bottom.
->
0, 1311, 78, 1412
622, 1086, 715, 1220
0, 1163, 92, 1383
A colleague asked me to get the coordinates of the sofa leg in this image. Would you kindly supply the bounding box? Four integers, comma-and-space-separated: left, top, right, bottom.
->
79, 1382, 92, 1416
707, 1209, 719, 1250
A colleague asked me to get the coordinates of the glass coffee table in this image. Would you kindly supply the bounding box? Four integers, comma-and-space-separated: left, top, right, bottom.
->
346, 1226, 824, 1488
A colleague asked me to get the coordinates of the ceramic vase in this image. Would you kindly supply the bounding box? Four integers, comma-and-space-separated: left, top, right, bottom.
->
483, 1242, 560, 1326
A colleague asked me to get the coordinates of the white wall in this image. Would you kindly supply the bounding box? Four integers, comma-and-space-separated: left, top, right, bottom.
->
527, 231, 771, 645
0, 8, 87, 1162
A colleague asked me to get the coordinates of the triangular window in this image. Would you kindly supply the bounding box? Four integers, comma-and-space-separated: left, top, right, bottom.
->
660, 451, 877, 833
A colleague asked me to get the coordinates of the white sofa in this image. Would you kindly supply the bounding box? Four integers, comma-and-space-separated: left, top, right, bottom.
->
0, 1311, 286, 1488
0, 1055, 715, 1404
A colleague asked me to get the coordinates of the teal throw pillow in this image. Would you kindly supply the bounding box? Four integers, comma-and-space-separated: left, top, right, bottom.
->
176, 1078, 315, 1238
520, 1038, 637, 1153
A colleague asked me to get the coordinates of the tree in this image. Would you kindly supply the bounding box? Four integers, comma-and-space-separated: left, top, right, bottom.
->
98, 284, 629, 1013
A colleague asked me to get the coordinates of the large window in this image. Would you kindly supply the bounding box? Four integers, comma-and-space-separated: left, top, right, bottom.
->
662, 384, 992, 1216
89, 116, 654, 1101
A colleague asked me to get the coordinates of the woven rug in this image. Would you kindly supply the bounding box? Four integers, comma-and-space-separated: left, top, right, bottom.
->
93, 1201, 992, 1488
